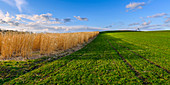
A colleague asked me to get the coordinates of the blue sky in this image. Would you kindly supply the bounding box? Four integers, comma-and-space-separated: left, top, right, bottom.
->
0, 0, 170, 32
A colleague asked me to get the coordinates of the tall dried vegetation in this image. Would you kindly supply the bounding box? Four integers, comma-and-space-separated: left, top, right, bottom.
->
0, 31, 99, 58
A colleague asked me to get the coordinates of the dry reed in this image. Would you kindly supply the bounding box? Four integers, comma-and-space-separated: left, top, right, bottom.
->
0, 31, 99, 59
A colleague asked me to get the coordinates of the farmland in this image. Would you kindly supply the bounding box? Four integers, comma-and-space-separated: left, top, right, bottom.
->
0, 31, 99, 59
0, 31, 170, 84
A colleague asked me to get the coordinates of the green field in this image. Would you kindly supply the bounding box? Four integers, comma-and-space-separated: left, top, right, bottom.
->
1, 31, 170, 84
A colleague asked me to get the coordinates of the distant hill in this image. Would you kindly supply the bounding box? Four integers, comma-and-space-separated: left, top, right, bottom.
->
101, 30, 138, 33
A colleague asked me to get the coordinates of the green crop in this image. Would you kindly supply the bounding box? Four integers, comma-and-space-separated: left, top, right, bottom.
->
1, 31, 170, 84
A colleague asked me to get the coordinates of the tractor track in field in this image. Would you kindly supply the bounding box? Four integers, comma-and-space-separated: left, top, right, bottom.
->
47, 53, 86, 70
114, 41, 170, 74
6, 53, 86, 84
24, 52, 71, 73
1, 52, 69, 81
1, 52, 72, 84
40, 53, 86, 80
34, 51, 105, 84
107, 40, 151, 84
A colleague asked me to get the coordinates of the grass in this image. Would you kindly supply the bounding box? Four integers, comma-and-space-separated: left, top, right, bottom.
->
0, 31, 170, 84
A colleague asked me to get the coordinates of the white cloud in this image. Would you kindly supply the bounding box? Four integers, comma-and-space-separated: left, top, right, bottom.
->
4, 12, 13, 22
165, 17, 170, 23
142, 21, 151, 26
147, 13, 168, 18
139, 24, 170, 30
126, 23, 170, 31
27, 21, 61, 26
0, 11, 19, 26
50, 25, 109, 33
1, 0, 27, 12
126, 2, 145, 12
0, 10, 5, 19
0, 25, 108, 33
15, 13, 63, 26
15, 0, 27, 12
16, 13, 53, 21
0, 10, 106, 33
128, 23, 140, 26
0, 18, 20, 26
5, 12, 10, 17
0, 10, 62, 28
74, 16, 88, 21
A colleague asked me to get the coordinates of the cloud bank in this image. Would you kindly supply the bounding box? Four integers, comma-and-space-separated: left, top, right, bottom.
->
0, 10, 106, 33
126, 23, 170, 31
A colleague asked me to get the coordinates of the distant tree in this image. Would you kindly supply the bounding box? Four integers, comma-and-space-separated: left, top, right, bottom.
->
137, 28, 140, 31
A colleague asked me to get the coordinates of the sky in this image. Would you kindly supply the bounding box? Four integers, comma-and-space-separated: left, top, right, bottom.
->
0, 0, 170, 33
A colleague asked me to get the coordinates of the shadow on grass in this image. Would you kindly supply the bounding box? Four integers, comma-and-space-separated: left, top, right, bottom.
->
60, 32, 145, 60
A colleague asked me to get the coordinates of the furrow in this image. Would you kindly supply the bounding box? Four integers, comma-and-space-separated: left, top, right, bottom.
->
107, 40, 150, 84
114, 41, 170, 74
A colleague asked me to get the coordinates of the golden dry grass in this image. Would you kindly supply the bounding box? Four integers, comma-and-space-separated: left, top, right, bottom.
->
0, 31, 99, 59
